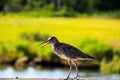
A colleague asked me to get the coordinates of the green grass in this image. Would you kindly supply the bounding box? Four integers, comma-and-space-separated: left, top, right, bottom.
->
0, 16, 120, 48
100, 55, 120, 74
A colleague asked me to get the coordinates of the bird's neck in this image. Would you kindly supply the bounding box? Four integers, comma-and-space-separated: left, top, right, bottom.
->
51, 41, 60, 47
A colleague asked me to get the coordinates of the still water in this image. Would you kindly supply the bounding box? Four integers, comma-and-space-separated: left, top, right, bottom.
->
0, 66, 120, 79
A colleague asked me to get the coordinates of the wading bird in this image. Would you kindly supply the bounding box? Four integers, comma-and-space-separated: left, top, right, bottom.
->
40, 36, 95, 80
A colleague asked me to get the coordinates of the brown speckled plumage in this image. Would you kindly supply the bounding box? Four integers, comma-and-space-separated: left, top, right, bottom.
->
53, 43, 95, 60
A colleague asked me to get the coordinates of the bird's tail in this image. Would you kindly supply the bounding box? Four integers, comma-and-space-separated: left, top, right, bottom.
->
85, 54, 95, 60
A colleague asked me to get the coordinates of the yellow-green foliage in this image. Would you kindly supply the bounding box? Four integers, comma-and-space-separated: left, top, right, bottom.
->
0, 16, 120, 48
0, 42, 24, 62
77, 38, 113, 61
100, 55, 120, 74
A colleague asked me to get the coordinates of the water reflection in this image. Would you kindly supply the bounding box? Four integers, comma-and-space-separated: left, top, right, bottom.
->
0, 65, 120, 79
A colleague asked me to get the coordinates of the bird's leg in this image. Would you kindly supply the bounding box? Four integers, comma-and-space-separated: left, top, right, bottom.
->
66, 60, 72, 80
73, 61, 78, 79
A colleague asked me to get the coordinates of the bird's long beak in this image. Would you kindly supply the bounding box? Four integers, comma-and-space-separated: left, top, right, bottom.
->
39, 40, 49, 48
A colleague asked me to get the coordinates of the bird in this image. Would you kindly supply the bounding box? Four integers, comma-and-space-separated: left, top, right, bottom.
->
40, 36, 95, 80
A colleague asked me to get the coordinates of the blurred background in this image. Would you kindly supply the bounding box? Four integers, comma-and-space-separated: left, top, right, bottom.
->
0, 0, 120, 79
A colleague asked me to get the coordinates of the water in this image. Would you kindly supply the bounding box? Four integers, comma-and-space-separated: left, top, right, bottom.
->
0, 66, 120, 79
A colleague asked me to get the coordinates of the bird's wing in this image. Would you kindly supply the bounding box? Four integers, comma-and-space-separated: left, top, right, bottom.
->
57, 43, 95, 60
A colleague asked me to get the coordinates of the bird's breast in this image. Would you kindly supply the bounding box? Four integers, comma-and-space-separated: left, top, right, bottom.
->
53, 47, 69, 60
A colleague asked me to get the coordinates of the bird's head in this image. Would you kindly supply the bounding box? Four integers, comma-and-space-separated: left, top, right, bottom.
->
40, 36, 59, 47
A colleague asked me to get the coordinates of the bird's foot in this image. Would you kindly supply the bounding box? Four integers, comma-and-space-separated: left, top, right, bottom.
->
64, 78, 73, 80
64, 76, 73, 80
73, 74, 80, 80
64, 75, 80, 80
73, 76, 78, 79
64, 77, 79, 80
64, 76, 69, 80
